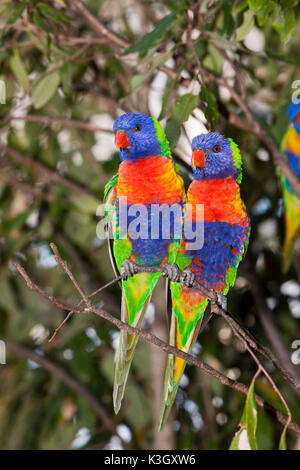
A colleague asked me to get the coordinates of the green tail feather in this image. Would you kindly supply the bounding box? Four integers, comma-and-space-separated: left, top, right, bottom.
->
113, 290, 152, 414
158, 315, 202, 431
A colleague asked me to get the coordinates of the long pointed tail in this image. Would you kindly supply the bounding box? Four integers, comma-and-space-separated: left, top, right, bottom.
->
158, 312, 202, 431
113, 292, 151, 414
281, 183, 300, 272
282, 223, 300, 273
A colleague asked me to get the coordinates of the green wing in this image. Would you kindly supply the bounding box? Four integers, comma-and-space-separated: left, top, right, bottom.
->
104, 172, 119, 203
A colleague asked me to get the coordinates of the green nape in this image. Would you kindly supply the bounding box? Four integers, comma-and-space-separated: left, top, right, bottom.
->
152, 118, 171, 158
228, 138, 243, 184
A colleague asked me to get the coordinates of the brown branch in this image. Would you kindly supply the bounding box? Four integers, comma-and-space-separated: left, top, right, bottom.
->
243, 257, 300, 393
2, 145, 96, 198
13, 251, 300, 437
5, 341, 129, 445
1, 114, 113, 134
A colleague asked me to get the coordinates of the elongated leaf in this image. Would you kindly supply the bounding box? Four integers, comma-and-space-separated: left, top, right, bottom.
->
235, 9, 255, 42
32, 71, 60, 109
32, 8, 52, 32
257, 1, 276, 27
37, 2, 69, 24
248, 0, 266, 9
1, 205, 36, 235
200, 85, 219, 130
273, 8, 295, 42
172, 93, 198, 123
9, 50, 29, 91
279, 427, 287, 450
229, 379, 258, 450
8, 2, 26, 24
124, 12, 176, 55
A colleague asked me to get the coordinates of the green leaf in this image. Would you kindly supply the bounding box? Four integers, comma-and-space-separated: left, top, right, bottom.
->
273, 8, 295, 42
32, 8, 52, 32
32, 71, 60, 109
279, 427, 287, 450
124, 12, 177, 55
130, 52, 172, 92
229, 378, 258, 450
165, 117, 181, 149
256, 1, 276, 26
222, 0, 235, 38
172, 93, 198, 123
9, 50, 29, 91
7, 2, 26, 24
37, 2, 69, 24
248, 0, 266, 9
0, 205, 36, 235
235, 9, 255, 42
199, 85, 219, 130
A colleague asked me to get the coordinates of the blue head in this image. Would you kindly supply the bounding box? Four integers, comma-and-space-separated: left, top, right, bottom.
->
287, 102, 300, 133
113, 112, 171, 161
191, 132, 242, 182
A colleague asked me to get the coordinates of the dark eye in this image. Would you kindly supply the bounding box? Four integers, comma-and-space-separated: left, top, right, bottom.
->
134, 124, 142, 131
213, 145, 221, 152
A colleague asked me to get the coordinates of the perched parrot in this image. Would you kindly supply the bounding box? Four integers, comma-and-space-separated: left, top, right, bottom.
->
159, 132, 250, 430
280, 101, 300, 272
104, 112, 185, 414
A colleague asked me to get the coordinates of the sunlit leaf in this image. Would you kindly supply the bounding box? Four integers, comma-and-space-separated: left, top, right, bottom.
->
32, 71, 60, 109
124, 12, 177, 55
235, 9, 255, 42
9, 50, 29, 91
229, 379, 258, 450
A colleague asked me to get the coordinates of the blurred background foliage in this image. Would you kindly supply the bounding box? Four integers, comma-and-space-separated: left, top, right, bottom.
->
0, 0, 300, 450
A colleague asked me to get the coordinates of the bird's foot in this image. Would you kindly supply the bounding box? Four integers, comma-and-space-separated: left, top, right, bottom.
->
121, 259, 137, 279
180, 268, 195, 287
163, 263, 180, 282
216, 293, 227, 311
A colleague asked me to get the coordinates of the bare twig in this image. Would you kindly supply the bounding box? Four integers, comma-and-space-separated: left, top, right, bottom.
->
3, 145, 96, 198
5, 341, 129, 446
13, 249, 300, 436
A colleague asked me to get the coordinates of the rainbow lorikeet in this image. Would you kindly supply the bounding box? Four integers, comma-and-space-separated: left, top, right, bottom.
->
159, 132, 250, 430
104, 112, 185, 414
280, 102, 300, 272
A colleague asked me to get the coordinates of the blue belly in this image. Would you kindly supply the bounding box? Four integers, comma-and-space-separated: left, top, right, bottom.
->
185, 220, 249, 289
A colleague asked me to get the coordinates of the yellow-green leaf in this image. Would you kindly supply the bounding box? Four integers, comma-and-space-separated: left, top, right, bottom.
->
9, 50, 29, 91
229, 378, 258, 450
32, 71, 60, 109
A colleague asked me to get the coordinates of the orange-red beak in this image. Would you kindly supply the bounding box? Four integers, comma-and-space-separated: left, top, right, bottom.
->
192, 149, 205, 169
297, 114, 300, 125
115, 130, 129, 150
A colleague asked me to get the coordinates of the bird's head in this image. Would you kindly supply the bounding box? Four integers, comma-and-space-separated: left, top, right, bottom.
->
191, 132, 242, 182
113, 113, 171, 161
287, 102, 300, 134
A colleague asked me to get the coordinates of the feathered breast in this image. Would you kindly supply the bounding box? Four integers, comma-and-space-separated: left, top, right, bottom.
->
187, 177, 248, 225
117, 156, 184, 205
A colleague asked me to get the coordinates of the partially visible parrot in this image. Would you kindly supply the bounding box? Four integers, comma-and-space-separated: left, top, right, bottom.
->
104, 112, 185, 414
159, 132, 250, 430
280, 101, 300, 272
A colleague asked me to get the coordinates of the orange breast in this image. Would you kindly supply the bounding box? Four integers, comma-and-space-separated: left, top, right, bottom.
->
187, 177, 248, 224
117, 156, 184, 205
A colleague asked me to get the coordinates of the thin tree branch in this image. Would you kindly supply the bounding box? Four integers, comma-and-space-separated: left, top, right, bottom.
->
1, 114, 113, 134
13, 250, 300, 437
2, 145, 96, 198
5, 341, 129, 446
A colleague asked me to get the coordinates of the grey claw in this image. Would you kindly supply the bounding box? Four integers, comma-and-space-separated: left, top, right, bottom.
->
216, 293, 227, 311
180, 268, 195, 287
121, 259, 137, 279
163, 263, 180, 282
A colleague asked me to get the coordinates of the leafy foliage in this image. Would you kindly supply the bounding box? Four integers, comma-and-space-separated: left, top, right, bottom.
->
0, 0, 299, 451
